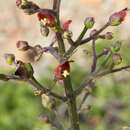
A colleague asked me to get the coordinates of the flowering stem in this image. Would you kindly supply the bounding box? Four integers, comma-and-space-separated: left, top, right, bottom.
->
56, 33, 66, 55
97, 65, 130, 77
63, 76, 80, 130
65, 22, 110, 58
80, 22, 110, 45
43, 46, 63, 62
29, 76, 67, 101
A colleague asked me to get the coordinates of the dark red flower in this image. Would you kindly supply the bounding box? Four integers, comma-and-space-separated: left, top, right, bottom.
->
37, 9, 56, 27
61, 20, 72, 31
109, 8, 129, 26
54, 60, 73, 79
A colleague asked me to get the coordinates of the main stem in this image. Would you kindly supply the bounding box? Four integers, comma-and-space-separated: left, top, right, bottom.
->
64, 76, 80, 130
53, 0, 65, 55
53, 1, 79, 129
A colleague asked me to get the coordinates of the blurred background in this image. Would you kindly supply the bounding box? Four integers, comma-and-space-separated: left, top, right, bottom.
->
0, 0, 130, 130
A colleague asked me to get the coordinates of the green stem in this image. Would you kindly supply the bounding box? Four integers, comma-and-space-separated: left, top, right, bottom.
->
53, 0, 65, 56
96, 50, 112, 73
76, 26, 88, 45
65, 22, 110, 58
63, 76, 80, 130
30, 76, 67, 101
56, 32, 66, 55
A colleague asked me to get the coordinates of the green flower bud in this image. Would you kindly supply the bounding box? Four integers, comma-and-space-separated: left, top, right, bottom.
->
63, 31, 73, 39
4, 53, 15, 65
112, 54, 122, 65
84, 17, 95, 29
111, 40, 122, 52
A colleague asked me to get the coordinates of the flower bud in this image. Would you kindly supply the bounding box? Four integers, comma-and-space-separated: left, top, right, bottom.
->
16, 0, 40, 15
63, 31, 73, 39
38, 114, 49, 123
111, 40, 122, 52
16, 40, 30, 51
103, 48, 110, 53
34, 88, 41, 96
33, 45, 43, 61
112, 54, 122, 65
4, 53, 15, 65
40, 26, 49, 37
84, 17, 95, 29
105, 32, 113, 40
42, 94, 56, 110
84, 105, 91, 110
61, 20, 72, 31
15, 61, 34, 78
109, 8, 129, 26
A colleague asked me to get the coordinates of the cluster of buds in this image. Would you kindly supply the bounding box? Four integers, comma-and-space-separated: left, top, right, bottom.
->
16, 0, 40, 15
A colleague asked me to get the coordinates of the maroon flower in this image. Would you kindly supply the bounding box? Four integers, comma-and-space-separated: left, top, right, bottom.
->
37, 9, 56, 27
109, 8, 129, 26
61, 20, 72, 31
54, 60, 73, 79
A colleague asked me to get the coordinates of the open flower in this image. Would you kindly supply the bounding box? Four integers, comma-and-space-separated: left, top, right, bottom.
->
54, 60, 73, 79
37, 9, 56, 27
109, 8, 129, 26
